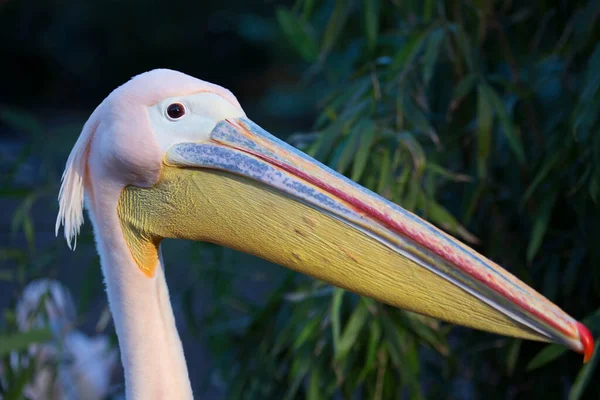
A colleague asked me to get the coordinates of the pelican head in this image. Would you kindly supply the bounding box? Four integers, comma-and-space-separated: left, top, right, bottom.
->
56, 69, 593, 377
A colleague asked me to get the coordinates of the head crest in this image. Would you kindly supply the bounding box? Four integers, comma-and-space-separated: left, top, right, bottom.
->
55, 107, 101, 249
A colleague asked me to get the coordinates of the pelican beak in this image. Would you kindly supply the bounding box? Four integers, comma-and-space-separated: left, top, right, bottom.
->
118, 117, 593, 362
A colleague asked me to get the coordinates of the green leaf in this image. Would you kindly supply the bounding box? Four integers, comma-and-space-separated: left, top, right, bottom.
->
569, 340, 600, 400
5, 362, 35, 400
423, 0, 434, 21
285, 356, 310, 400
405, 316, 448, 355
397, 131, 426, 177
0, 107, 44, 136
364, 0, 380, 52
376, 148, 392, 194
418, 193, 479, 244
451, 25, 475, 71
336, 121, 366, 174
310, 127, 341, 160
403, 99, 439, 146
331, 288, 344, 353
0, 329, 53, 357
423, 28, 445, 86
23, 213, 35, 252
476, 84, 493, 178
0, 269, 15, 281
506, 339, 521, 376
335, 300, 370, 362
527, 192, 557, 263
312, 98, 370, 160
293, 311, 322, 350
527, 344, 567, 370
351, 121, 376, 181
302, 0, 316, 19
307, 366, 322, 400
358, 321, 382, 382
403, 178, 420, 212
480, 83, 526, 163
276, 8, 319, 62
522, 152, 562, 205
426, 163, 472, 182
450, 74, 477, 111
320, 0, 350, 62
390, 29, 430, 80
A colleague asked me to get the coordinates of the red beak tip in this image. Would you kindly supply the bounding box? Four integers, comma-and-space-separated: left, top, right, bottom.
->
575, 321, 594, 363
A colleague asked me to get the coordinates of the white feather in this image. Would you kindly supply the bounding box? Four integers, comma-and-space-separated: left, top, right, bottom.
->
55, 109, 101, 249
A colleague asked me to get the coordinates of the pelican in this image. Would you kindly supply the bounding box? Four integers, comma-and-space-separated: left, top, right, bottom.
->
55, 69, 593, 399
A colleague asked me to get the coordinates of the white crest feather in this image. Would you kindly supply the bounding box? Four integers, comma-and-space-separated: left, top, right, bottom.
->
55, 110, 100, 250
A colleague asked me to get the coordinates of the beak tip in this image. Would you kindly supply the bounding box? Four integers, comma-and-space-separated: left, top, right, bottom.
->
575, 321, 594, 363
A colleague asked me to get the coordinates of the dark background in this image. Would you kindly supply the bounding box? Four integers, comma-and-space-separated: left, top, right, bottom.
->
1, 0, 599, 399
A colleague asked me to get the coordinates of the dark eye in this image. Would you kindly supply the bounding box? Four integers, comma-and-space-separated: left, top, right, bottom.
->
167, 103, 185, 119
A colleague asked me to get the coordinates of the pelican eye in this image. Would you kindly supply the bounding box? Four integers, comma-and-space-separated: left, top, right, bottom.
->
166, 103, 185, 120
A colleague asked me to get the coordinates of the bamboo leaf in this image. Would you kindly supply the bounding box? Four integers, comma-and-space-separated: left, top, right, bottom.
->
276, 8, 319, 62
5, 362, 35, 400
477, 84, 493, 178
522, 152, 562, 205
336, 121, 367, 174
351, 120, 376, 181
285, 356, 310, 400
23, 213, 35, 252
403, 98, 439, 146
293, 312, 322, 350
506, 339, 521, 376
397, 131, 426, 177
450, 74, 477, 112
426, 163, 472, 182
418, 193, 479, 244
364, 0, 380, 52
480, 83, 526, 163
0, 329, 53, 357
376, 148, 392, 194
451, 25, 474, 71
527, 192, 557, 263
0, 107, 44, 136
423, 28, 445, 86
527, 344, 567, 370
423, 0, 434, 22
403, 178, 420, 212
302, 0, 316, 19
320, 0, 350, 62
307, 366, 323, 400
404, 315, 448, 355
358, 321, 382, 382
335, 300, 369, 362
390, 29, 430, 79
0, 269, 15, 281
331, 288, 344, 353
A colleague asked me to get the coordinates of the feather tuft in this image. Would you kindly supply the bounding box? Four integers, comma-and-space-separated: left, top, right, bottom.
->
55, 111, 100, 249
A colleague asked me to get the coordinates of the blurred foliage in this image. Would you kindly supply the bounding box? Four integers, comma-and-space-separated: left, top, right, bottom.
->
204, 0, 600, 399
1, 0, 600, 399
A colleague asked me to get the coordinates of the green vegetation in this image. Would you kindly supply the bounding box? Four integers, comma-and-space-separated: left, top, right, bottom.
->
208, 1, 600, 398
1, 0, 598, 399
